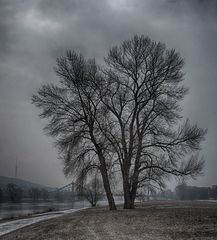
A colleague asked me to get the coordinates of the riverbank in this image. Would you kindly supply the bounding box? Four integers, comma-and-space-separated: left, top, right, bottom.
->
1, 200, 217, 240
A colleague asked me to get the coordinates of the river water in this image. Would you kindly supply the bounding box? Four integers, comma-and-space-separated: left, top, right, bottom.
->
0, 200, 90, 219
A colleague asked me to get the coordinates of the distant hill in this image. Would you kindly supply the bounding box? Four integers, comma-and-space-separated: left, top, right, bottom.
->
0, 176, 56, 191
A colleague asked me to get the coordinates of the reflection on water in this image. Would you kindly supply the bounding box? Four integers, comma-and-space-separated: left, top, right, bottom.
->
0, 200, 90, 219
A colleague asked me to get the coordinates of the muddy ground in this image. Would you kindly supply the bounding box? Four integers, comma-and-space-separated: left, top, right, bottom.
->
1, 201, 217, 240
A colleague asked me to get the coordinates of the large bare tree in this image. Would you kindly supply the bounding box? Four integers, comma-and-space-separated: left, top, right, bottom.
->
96, 35, 206, 208
32, 52, 116, 210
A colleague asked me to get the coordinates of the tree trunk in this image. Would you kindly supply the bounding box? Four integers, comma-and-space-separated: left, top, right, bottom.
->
123, 195, 135, 209
90, 133, 116, 210
100, 166, 117, 210
123, 176, 135, 209
124, 147, 141, 209
129, 176, 139, 208
123, 194, 135, 209
129, 188, 137, 209
123, 172, 139, 209
123, 185, 131, 209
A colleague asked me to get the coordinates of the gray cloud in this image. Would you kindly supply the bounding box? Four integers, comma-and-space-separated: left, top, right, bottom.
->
0, 0, 217, 188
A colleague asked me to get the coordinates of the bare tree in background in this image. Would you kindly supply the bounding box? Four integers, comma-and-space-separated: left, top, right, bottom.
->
32, 52, 116, 210
41, 189, 49, 200
137, 166, 167, 202
6, 184, 22, 202
0, 188, 3, 202
28, 187, 41, 200
83, 173, 104, 207
97, 35, 206, 208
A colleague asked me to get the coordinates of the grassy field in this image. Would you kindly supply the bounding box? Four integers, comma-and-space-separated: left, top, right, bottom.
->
1, 201, 217, 240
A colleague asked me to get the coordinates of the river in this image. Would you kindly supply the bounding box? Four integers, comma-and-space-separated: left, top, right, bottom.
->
0, 200, 90, 219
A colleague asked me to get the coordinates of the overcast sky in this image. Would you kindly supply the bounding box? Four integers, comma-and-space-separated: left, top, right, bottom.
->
0, 0, 217, 188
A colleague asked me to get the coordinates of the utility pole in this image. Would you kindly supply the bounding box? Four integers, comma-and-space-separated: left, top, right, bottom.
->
15, 156, 18, 178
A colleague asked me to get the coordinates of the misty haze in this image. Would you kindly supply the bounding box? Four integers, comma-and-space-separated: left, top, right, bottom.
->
1, 0, 217, 239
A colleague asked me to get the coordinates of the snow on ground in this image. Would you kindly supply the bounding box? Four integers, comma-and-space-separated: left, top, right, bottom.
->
0, 207, 88, 237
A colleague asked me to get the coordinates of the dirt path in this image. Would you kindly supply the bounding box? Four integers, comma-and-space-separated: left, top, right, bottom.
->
0, 207, 88, 237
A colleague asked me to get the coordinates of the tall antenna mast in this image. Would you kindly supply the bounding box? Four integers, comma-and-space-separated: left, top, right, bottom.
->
15, 156, 18, 178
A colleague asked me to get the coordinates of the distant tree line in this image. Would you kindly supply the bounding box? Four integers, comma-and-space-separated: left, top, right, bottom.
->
135, 183, 217, 201
175, 183, 217, 200
0, 184, 50, 202
0, 181, 103, 205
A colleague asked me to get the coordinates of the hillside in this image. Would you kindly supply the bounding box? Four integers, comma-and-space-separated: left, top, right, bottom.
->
0, 176, 55, 191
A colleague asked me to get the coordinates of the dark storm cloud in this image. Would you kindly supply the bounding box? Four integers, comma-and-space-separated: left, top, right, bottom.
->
0, 0, 217, 188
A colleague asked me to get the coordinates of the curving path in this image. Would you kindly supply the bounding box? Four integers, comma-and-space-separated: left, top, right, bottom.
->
0, 207, 88, 237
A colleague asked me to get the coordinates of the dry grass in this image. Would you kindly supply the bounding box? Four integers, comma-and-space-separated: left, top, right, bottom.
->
1, 201, 217, 240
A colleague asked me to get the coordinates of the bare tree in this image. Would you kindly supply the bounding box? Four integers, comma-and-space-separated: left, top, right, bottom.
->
41, 189, 49, 200
28, 187, 41, 200
96, 35, 206, 208
32, 52, 116, 210
83, 174, 104, 207
137, 183, 158, 202
0, 188, 3, 202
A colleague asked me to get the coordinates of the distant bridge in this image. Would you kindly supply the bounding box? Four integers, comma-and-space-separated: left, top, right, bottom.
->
50, 182, 124, 200
49, 182, 79, 194
54, 182, 76, 193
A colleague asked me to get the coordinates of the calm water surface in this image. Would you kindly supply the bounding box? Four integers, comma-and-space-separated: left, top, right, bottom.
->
0, 200, 90, 219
